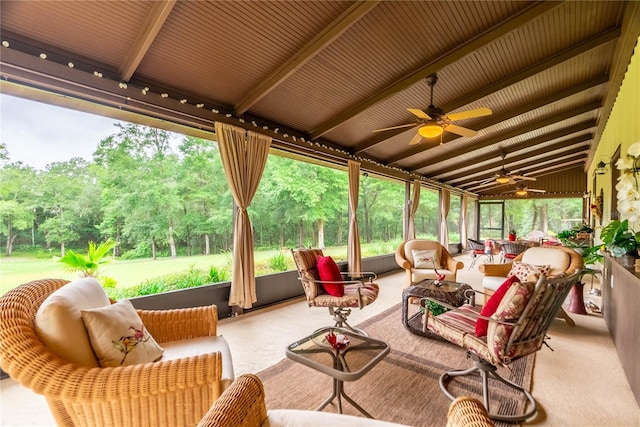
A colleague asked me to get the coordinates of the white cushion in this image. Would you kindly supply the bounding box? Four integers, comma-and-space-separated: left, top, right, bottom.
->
81, 299, 164, 367
162, 335, 235, 390
265, 409, 410, 426
411, 269, 455, 283
35, 277, 110, 367
482, 276, 507, 292
404, 240, 443, 267
522, 247, 570, 276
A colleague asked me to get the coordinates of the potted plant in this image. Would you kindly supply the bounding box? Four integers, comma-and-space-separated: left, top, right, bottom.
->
600, 219, 640, 258
508, 229, 516, 241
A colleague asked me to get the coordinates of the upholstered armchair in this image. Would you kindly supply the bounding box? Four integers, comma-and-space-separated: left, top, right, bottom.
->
291, 249, 379, 334
0, 278, 234, 427
197, 374, 494, 427
479, 245, 583, 325
395, 240, 464, 286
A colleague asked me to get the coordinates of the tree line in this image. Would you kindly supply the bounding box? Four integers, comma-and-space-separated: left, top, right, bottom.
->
1, 123, 436, 258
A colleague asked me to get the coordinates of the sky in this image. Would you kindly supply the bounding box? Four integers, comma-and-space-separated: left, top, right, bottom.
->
0, 93, 121, 170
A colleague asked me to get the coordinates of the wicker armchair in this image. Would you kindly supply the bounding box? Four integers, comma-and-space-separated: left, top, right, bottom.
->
198, 374, 494, 427
0, 279, 230, 427
395, 240, 463, 286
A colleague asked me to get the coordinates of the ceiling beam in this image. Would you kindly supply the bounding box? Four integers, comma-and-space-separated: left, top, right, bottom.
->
234, 1, 380, 116
119, 0, 177, 82
353, 26, 619, 154
407, 101, 601, 172
308, 1, 562, 140
387, 74, 608, 165
444, 136, 591, 184
465, 155, 586, 192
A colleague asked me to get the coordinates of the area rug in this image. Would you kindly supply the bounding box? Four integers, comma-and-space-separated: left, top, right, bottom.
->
257, 303, 535, 427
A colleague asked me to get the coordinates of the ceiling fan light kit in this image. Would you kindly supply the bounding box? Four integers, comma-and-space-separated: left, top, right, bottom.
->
418, 122, 443, 139
495, 176, 511, 184
516, 189, 528, 196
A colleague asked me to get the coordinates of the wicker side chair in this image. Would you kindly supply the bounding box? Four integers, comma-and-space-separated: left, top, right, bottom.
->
0, 278, 228, 427
198, 374, 494, 427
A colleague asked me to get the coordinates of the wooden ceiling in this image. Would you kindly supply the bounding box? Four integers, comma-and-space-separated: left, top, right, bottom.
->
1, 1, 639, 199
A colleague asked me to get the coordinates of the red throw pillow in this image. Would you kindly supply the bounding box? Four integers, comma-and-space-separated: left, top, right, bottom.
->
316, 256, 345, 297
475, 275, 520, 337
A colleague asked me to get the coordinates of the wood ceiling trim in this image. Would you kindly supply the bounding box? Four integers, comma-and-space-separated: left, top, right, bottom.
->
119, 0, 177, 82
587, 1, 640, 167
386, 75, 607, 166
308, 1, 562, 140
443, 135, 592, 183
233, 0, 380, 116
407, 101, 601, 172
353, 26, 619, 154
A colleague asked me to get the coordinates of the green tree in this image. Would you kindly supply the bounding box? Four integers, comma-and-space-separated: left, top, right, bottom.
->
0, 162, 37, 255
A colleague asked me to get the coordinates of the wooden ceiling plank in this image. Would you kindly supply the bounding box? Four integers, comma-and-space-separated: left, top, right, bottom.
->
309, 1, 563, 140
443, 135, 591, 183
355, 26, 618, 154
408, 101, 601, 171
119, 0, 177, 82
234, 0, 380, 116
386, 75, 607, 165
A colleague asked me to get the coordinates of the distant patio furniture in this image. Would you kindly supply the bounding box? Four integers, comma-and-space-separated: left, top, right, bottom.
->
467, 238, 492, 269
499, 242, 529, 263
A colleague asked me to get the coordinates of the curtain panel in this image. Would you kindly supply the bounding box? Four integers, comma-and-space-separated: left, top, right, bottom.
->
215, 122, 271, 309
407, 179, 421, 240
461, 194, 468, 249
439, 188, 450, 248
347, 160, 362, 274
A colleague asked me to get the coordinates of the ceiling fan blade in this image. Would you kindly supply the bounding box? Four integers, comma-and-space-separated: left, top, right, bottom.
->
512, 175, 536, 181
446, 124, 477, 137
408, 132, 423, 145
407, 108, 432, 120
372, 123, 417, 132
446, 107, 493, 122
528, 189, 546, 193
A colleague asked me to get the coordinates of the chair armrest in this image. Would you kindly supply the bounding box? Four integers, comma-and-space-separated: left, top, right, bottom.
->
395, 244, 411, 269
197, 374, 268, 427
342, 271, 377, 282
478, 262, 512, 277
447, 396, 495, 427
138, 304, 219, 341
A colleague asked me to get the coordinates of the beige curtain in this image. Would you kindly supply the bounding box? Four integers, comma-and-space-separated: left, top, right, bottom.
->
407, 179, 421, 240
439, 188, 450, 248
348, 160, 362, 273
215, 122, 272, 309
461, 194, 468, 249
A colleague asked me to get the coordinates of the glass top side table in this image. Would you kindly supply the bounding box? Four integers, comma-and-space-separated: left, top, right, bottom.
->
286, 326, 390, 418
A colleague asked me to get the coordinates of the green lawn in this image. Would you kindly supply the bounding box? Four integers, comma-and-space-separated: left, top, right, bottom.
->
0, 246, 359, 296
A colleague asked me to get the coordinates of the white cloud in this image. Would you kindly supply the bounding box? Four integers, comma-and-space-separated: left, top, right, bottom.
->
0, 93, 120, 170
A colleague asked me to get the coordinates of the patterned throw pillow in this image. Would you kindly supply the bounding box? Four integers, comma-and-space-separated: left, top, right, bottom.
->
81, 299, 164, 367
476, 275, 520, 337
508, 261, 550, 282
412, 249, 440, 269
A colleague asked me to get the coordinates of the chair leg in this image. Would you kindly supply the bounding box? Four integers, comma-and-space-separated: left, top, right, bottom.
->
439, 352, 537, 422
468, 255, 477, 270
328, 307, 367, 336
556, 307, 575, 326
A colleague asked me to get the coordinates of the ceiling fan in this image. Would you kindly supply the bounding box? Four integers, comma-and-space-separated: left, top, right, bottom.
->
507, 186, 546, 196
373, 73, 492, 145
479, 154, 537, 185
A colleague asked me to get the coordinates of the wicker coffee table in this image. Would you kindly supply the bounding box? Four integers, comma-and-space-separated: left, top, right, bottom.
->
402, 280, 473, 337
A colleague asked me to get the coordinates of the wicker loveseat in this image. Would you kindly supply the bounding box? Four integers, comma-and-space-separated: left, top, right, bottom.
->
197, 374, 494, 427
0, 278, 234, 427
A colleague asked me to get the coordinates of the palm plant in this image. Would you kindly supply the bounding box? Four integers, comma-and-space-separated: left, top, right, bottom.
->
58, 239, 116, 277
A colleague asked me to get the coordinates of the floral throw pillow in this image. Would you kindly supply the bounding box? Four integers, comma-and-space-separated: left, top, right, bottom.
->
412, 249, 440, 269
81, 299, 164, 367
507, 261, 550, 282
